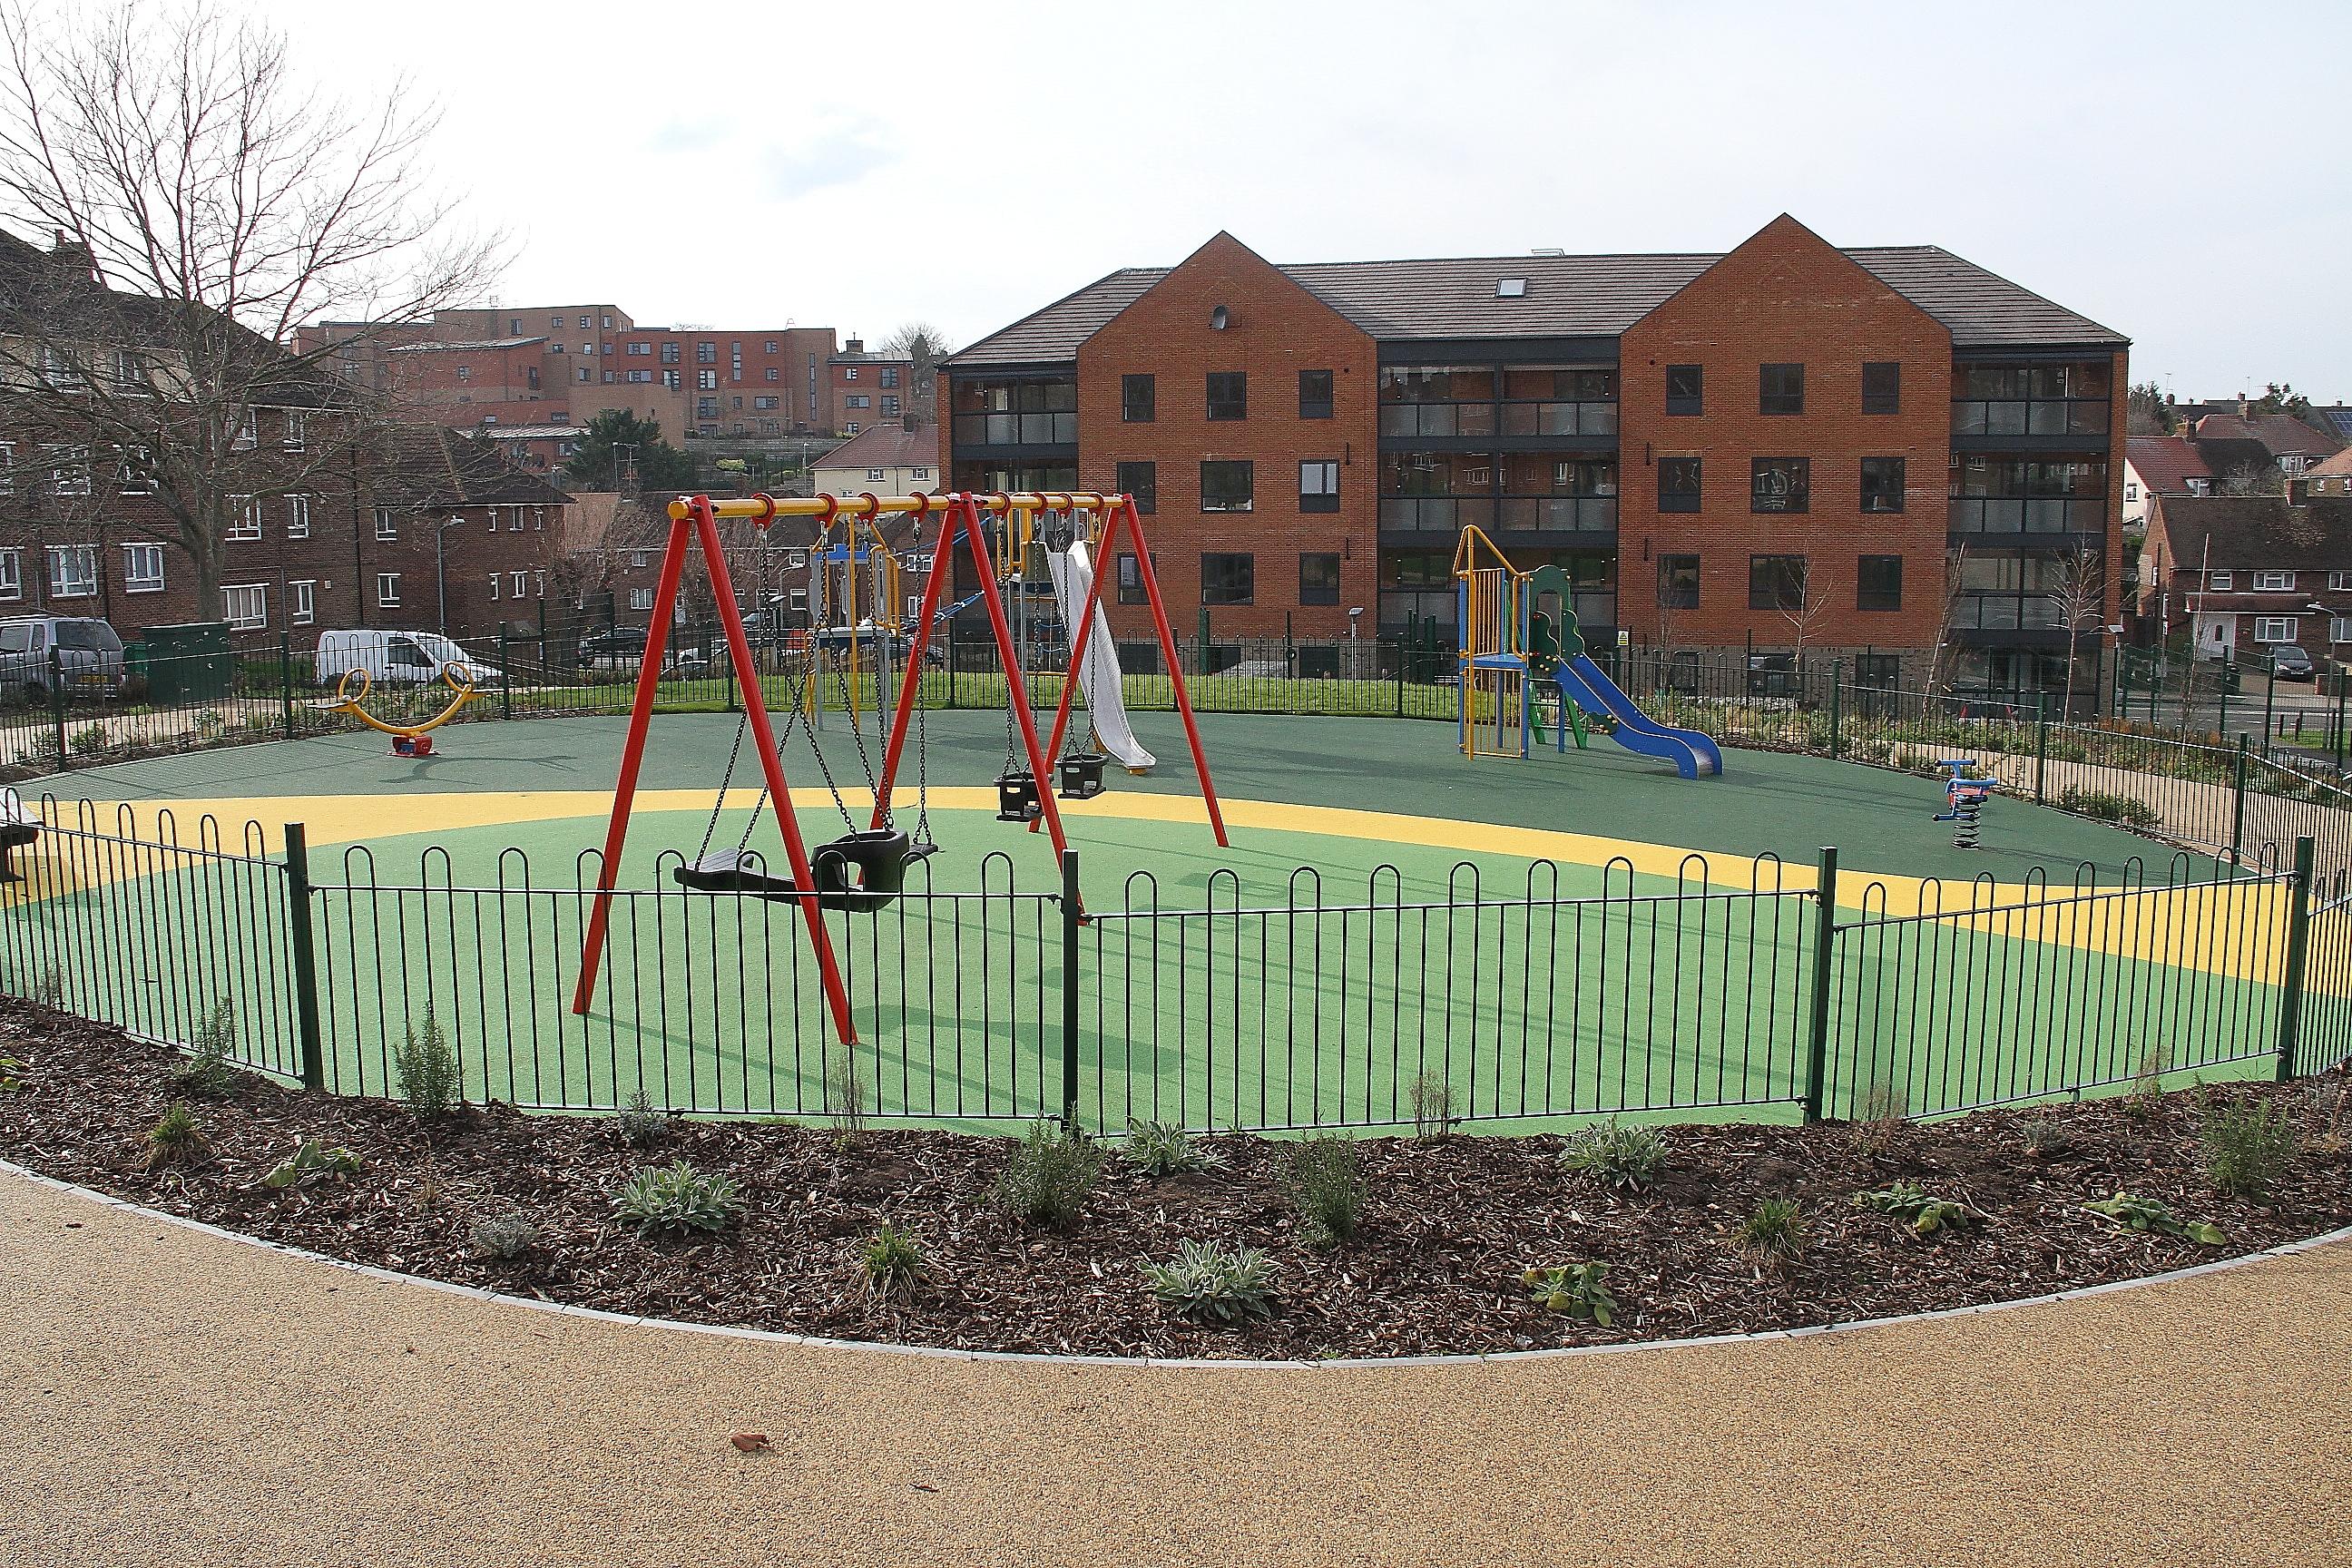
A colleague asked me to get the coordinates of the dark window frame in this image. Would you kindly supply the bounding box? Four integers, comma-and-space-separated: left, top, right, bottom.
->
1749, 553, 1808, 612
1860, 456, 1906, 514
1759, 362, 1805, 416
1657, 554, 1700, 609
1298, 369, 1334, 419
1750, 456, 1809, 514
1665, 364, 1703, 416
1857, 554, 1904, 612
1299, 552, 1341, 604
1115, 552, 1153, 605
1658, 456, 1701, 514
1862, 361, 1901, 415
1200, 551, 1255, 605
1200, 459, 1254, 513
1116, 460, 1157, 515
1122, 374, 1155, 423
1206, 371, 1248, 422
1298, 457, 1340, 514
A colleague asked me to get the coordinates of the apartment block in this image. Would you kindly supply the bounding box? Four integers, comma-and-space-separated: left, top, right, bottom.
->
939, 218, 2128, 701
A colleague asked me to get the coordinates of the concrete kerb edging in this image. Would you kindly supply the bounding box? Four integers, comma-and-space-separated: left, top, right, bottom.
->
11, 1156, 2352, 1372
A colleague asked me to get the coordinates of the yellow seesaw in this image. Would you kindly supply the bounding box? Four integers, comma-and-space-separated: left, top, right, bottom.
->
318, 663, 478, 756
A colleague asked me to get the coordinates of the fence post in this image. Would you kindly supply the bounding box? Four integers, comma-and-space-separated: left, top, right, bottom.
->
1059, 847, 1082, 1130
2337, 668, 2348, 775
1802, 846, 1838, 1122
2034, 695, 2049, 805
278, 631, 297, 740
2217, 662, 2230, 742
2230, 733, 2250, 866
2263, 662, 2277, 749
1828, 658, 1843, 755
498, 629, 514, 720
281, 822, 328, 1092
46, 646, 66, 761
2275, 834, 2317, 1082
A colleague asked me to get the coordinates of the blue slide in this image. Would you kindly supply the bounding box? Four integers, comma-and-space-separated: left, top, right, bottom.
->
1553, 654, 1721, 779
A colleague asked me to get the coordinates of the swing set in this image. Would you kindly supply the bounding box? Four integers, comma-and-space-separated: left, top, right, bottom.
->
570, 488, 1227, 1044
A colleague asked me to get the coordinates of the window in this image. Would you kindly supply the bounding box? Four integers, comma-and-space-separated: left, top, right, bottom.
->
1859, 456, 1906, 514
1200, 460, 1254, 513
880, 396, 900, 417
629, 587, 654, 612
510, 571, 528, 597
1206, 372, 1247, 421
2254, 571, 2296, 592
113, 348, 147, 388
1657, 554, 1700, 609
47, 445, 91, 496
377, 573, 400, 607
697, 368, 718, 390
487, 574, 502, 603
844, 424, 859, 436
628, 550, 650, 569
291, 580, 315, 625
765, 368, 779, 382
283, 410, 308, 451
1299, 552, 1341, 605
507, 507, 524, 532
843, 366, 858, 379
534, 506, 547, 530
2186, 477, 2210, 496
753, 395, 779, 409
374, 506, 397, 541
696, 342, 716, 363
1751, 457, 1809, 513
847, 395, 868, 409
0, 549, 18, 600
115, 446, 153, 495
1749, 554, 1808, 611
1658, 457, 1701, 513
44, 544, 95, 598
2331, 572, 2352, 592
1116, 554, 1146, 605
227, 496, 262, 540
1298, 369, 1334, 419
1299, 459, 1340, 514
660, 343, 681, 364
222, 583, 266, 630
2209, 572, 2233, 591
911, 467, 932, 481
1116, 461, 1156, 514
1862, 361, 1900, 415
0, 443, 12, 495
2125, 481, 2141, 503
549, 315, 564, 328
285, 494, 311, 538
1759, 363, 1804, 416
2255, 618, 2298, 643
627, 341, 650, 356
1857, 554, 1903, 611
1201, 552, 1254, 605
1120, 374, 1156, 423
577, 367, 591, 383
1665, 365, 1702, 416
122, 544, 165, 593
233, 411, 258, 449
880, 367, 900, 388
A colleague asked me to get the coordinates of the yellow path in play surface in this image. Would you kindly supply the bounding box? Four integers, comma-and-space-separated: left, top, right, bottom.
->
10, 789, 2308, 989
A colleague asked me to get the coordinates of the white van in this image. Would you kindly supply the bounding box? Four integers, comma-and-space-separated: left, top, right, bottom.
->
314, 629, 499, 687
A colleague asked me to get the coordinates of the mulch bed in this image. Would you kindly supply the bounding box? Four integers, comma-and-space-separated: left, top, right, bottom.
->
3, 998, 2348, 1360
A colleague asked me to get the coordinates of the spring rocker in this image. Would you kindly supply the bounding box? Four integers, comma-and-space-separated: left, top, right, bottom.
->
1933, 760, 1996, 848
318, 664, 479, 756
571, 490, 1228, 1045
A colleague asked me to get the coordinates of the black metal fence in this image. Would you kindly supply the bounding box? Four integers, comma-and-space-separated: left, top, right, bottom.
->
1, 799, 2336, 1132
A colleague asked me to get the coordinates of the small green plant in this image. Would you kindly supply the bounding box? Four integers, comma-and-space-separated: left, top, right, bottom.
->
167, 998, 240, 1098
1853, 1181, 1976, 1236
1559, 1120, 1667, 1192
1847, 1080, 1908, 1158
2082, 1191, 2226, 1246
142, 1102, 207, 1169
261, 1137, 362, 1191
1286, 1132, 1366, 1247
824, 1048, 867, 1138
2020, 1115, 2073, 1159
1407, 1070, 1457, 1141
392, 1010, 462, 1119
468, 1211, 539, 1261
855, 1222, 930, 1300
1734, 1197, 1808, 1265
612, 1161, 744, 1238
1119, 1118, 1223, 1177
28, 966, 64, 1009
2200, 1097, 2296, 1197
990, 1119, 1102, 1229
1522, 1262, 1616, 1326
615, 1091, 671, 1149
1139, 1239, 1278, 1325
2055, 787, 2163, 832
68, 721, 113, 755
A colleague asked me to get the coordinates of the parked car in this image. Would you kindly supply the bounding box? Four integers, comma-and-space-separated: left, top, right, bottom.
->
0, 616, 128, 703
576, 626, 647, 671
2267, 643, 2316, 681
315, 629, 498, 687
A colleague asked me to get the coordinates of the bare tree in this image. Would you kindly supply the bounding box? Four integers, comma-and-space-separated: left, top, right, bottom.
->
0, 3, 500, 616
1778, 556, 1834, 669
1927, 543, 1972, 698
882, 322, 953, 428
2216, 461, 2287, 498
2048, 544, 2108, 720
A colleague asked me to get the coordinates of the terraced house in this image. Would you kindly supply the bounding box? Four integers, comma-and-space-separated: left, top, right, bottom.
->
940, 216, 2127, 703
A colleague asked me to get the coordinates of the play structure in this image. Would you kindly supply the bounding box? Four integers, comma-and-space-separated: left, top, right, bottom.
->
1453, 527, 1721, 779
1934, 760, 1996, 849
570, 489, 1227, 1044
317, 664, 479, 757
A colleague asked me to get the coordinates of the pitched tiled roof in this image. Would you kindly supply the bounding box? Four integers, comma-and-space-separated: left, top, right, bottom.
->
2189, 412, 2343, 460
380, 426, 573, 508
2151, 495, 2352, 572
2308, 448, 2352, 479
2126, 435, 2214, 493
948, 234, 2126, 367
812, 422, 935, 472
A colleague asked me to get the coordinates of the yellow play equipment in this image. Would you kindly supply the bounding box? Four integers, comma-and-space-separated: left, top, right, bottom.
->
319, 664, 479, 756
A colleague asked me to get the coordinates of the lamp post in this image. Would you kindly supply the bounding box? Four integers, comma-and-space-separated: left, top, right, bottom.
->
435, 512, 463, 635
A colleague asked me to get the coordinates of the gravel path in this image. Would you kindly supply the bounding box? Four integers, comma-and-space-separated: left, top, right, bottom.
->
5, 1165, 2350, 1568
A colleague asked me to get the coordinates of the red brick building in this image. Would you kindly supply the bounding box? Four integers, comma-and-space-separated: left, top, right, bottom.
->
2140, 494, 2352, 670
939, 219, 2129, 702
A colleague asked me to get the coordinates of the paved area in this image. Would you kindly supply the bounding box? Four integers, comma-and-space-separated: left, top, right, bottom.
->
5, 1167, 2350, 1567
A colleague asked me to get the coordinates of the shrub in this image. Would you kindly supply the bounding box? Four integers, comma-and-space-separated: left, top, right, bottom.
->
990, 1119, 1101, 1229
612, 1161, 744, 1238
468, 1211, 539, 1261
2082, 1191, 2226, 1246
1285, 1133, 1365, 1247
261, 1137, 361, 1191
393, 1011, 462, 1119
2124, 1044, 2172, 1119
1735, 1197, 1808, 1265
825, 1048, 867, 1138
615, 1091, 671, 1149
1523, 1262, 1616, 1326
142, 1102, 207, 1169
1119, 1118, 1223, 1177
1139, 1239, 1278, 1325
856, 1222, 929, 1300
2308, 1081, 2350, 1152
168, 998, 240, 1099
1407, 1071, 1457, 1141
1559, 1120, 1666, 1192
28, 966, 64, 1009
2200, 1097, 2296, 1197
1853, 1182, 1975, 1236
2056, 787, 2162, 832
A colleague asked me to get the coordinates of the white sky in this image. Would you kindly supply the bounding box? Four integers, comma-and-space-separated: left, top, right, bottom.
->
244, 0, 2350, 401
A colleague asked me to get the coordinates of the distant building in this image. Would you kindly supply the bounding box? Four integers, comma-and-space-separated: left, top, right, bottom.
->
811, 420, 941, 501
2124, 432, 2215, 528
2139, 493, 2352, 668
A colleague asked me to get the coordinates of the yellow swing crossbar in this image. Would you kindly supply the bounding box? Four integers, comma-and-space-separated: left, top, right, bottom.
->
319, 663, 480, 739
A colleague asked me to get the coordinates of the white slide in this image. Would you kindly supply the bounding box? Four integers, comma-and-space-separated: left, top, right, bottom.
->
1045, 540, 1155, 771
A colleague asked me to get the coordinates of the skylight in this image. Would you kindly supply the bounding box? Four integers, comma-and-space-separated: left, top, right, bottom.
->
1495, 278, 1527, 299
